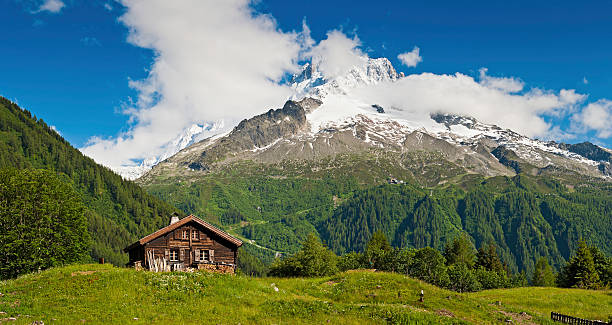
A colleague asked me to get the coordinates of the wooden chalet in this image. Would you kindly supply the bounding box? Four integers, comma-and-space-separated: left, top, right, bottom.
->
124, 214, 242, 273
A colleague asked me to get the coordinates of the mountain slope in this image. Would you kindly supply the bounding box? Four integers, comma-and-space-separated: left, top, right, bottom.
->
0, 97, 182, 265
137, 58, 611, 274
141, 58, 611, 184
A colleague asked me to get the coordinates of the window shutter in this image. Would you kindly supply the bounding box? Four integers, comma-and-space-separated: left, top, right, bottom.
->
179, 249, 184, 261
164, 249, 169, 261
209, 249, 214, 262
195, 249, 200, 262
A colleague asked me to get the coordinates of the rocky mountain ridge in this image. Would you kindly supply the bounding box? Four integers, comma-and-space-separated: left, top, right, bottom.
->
138, 57, 611, 184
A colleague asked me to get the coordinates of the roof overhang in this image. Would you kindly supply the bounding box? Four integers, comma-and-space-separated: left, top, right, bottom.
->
123, 215, 243, 252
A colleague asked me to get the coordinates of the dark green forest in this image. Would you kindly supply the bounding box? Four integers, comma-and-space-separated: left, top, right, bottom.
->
0, 97, 182, 266
147, 169, 612, 277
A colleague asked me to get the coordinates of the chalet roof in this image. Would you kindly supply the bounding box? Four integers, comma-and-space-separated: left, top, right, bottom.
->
124, 215, 242, 252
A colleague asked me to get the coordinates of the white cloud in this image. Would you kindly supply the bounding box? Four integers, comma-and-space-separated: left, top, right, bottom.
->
350, 71, 585, 138
81, 0, 305, 168
35, 0, 65, 13
583, 77, 588, 85
306, 30, 366, 79
80, 0, 607, 172
50, 125, 62, 136
571, 99, 612, 138
479, 68, 524, 93
397, 47, 422, 68
104, 3, 113, 11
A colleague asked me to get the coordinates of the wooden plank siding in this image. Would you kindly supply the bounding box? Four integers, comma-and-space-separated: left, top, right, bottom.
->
125, 215, 242, 273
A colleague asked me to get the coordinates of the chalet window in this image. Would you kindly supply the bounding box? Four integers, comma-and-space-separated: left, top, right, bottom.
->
169, 250, 178, 262
200, 249, 209, 262
191, 230, 199, 240
182, 230, 189, 240
195, 249, 214, 262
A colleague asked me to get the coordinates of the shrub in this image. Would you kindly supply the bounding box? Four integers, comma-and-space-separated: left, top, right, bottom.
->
269, 233, 338, 277
447, 263, 481, 292
407, 247, 449, 287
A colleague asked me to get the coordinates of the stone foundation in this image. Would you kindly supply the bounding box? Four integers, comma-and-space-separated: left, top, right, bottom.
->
197, 263, 235, 274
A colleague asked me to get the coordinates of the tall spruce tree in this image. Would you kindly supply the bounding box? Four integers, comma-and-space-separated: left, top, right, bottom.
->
558, 241, 601, 289
532, 257, 556, 286
476, 242, 505, 274
444, 234, 476, 268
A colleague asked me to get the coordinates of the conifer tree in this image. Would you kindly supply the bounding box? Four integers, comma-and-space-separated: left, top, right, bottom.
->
269, 233, 338, 277
444, 234, 476, 268
532, 257, 555, 286
365, 230, 392, 269
558, 240, 601, 289
476, 242, 505, 274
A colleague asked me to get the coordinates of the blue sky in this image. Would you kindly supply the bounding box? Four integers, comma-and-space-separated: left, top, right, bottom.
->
1, 0, 612, 167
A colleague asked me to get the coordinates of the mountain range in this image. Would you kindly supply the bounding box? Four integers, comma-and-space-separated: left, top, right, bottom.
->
138, 57, 611, 183
132, 57, 611, 274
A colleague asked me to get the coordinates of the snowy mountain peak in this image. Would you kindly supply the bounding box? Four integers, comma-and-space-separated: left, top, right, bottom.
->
290, 57, 402, 99
115, 120, 225, 180
120, 55, 612, 181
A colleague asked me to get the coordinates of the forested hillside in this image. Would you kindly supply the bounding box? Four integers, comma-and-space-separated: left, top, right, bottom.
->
0, 97, 182, 265
145, 164, 612, 276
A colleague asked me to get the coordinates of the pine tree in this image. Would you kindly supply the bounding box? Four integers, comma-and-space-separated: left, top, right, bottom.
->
269, 233, 338, 277
476, 242, 505, 274
589, 246, 612, 288
532, 257, 555, 286
365, 230, 392, 269
558, 240, 601, 289
444, 234, 476, 268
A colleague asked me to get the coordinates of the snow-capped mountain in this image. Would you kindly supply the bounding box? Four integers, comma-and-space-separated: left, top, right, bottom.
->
115, 121, 224, 180
290, 57, 403, 100
137, 57, 611, 183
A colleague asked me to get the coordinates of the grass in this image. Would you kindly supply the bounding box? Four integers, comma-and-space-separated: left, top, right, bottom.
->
0, 264, 610, 324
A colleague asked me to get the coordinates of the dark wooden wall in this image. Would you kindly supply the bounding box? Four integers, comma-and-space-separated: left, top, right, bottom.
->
129, 221, 238, 268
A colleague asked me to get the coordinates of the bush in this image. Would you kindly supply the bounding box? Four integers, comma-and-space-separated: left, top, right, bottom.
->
269, 233, 338, 277
407, 247, 449, 287
338, 252, 365, 272
447, 263, 482, 292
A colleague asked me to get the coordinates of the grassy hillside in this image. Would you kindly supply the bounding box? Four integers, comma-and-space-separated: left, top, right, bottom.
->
0, 264, 609, 324
0, 97, 182, 266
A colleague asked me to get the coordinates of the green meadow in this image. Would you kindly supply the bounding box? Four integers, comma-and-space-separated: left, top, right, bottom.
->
0, 264, 609, 324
